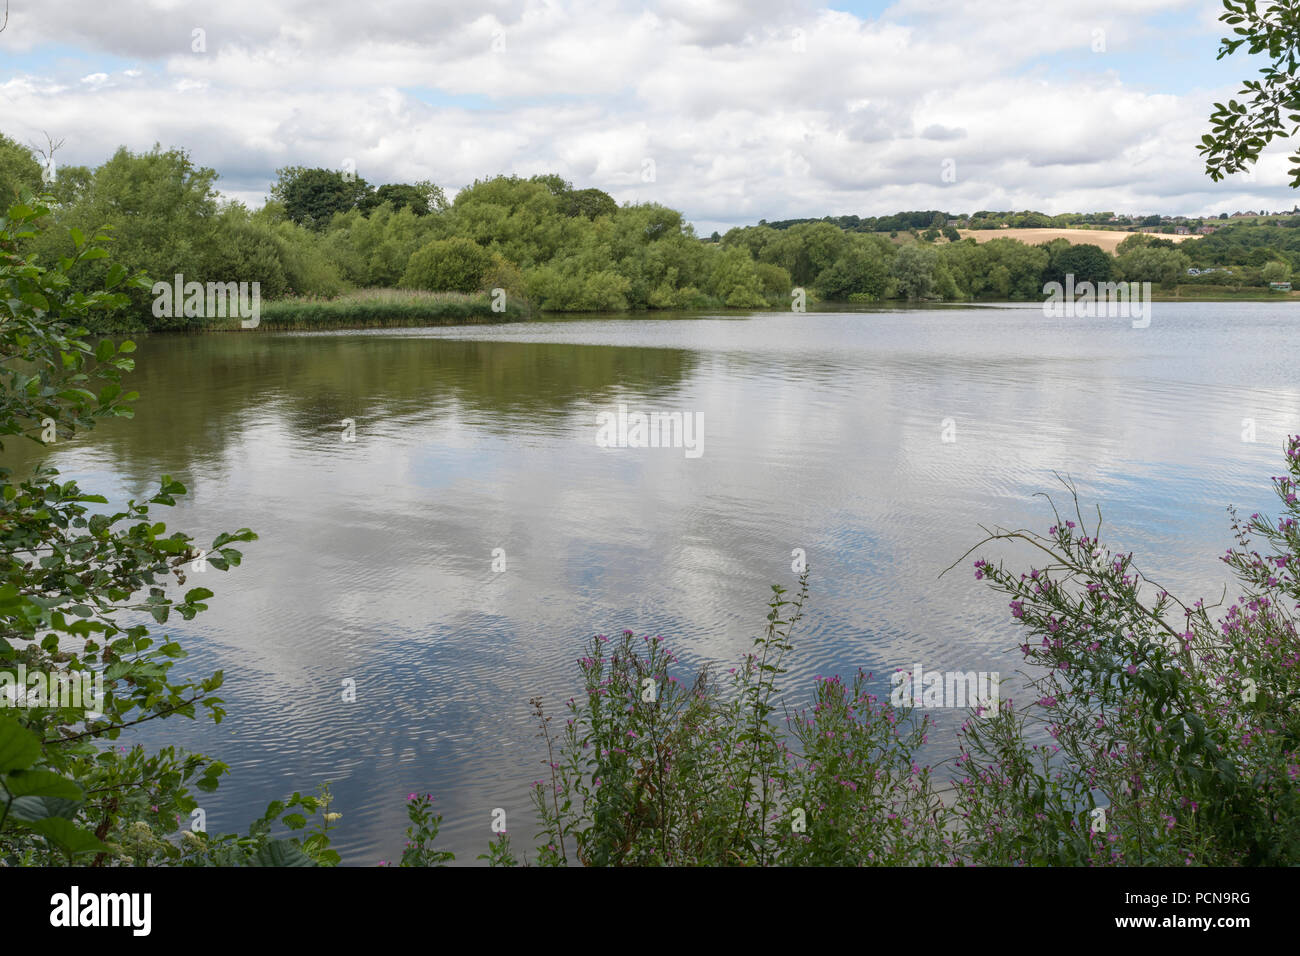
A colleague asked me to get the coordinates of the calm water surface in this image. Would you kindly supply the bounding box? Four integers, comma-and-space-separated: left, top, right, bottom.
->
11, 302, 1299, 863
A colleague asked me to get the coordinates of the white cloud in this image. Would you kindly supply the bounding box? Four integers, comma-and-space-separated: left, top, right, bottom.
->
1, 0, 1295, 231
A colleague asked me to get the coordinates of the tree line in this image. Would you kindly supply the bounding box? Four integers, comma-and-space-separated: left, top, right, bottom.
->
0, 131, 1295, 332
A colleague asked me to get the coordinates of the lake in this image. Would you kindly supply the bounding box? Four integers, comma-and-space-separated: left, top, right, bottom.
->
12, 301, 1298, 864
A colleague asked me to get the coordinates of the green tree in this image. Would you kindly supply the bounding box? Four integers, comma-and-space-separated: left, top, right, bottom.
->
23, 145, 224, 329
709, 246, 767, 307
449, 175, 576, 268
814, 239, 891, 300
199, 205, 291, 299
932, 263, 960, 300
890, 245, 937, 300
761, 222, 846, 286
1044, 242, 1113, 287
754, 261, 793, 300
44, 165, 93, 208
725, 224, 779, 261
1201, 0, 1300, 187
978, 239, 1050, 299
361, 182, 445, 216
1116, 244, 1191, 286
561, 188, 618, 220
529, 173, 573, 197
0, 132, 42, 204
401, 237, 495, 293
270, 220, 345, 297
1263, 259, 1292, 283
581, 270, 632, 310
270, 167, 374, 229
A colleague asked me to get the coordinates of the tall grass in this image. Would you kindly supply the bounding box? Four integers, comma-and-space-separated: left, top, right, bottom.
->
213, 288, 528, 330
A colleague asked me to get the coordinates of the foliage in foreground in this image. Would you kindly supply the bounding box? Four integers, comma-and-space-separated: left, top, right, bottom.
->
402, 452, 1300, 866
1200, 0, 1300, 189
0, 196, 337, 866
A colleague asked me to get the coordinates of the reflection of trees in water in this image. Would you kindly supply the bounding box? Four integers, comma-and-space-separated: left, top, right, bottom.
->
0, 335, 697, 480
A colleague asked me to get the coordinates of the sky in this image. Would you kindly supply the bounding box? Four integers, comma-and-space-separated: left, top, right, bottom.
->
1, 0, 1297, 235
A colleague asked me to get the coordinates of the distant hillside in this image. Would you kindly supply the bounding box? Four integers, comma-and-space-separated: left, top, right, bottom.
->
956, 228, 1196, 254
757, 210, 1300, 236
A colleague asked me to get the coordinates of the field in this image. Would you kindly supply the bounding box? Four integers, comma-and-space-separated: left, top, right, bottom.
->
955, 227, 1196, 253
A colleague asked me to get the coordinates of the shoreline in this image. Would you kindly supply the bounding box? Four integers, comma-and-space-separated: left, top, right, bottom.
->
124, 293, 1299, 333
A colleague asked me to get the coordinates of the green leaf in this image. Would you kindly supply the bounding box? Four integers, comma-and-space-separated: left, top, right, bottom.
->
0, 717, 41, 773
1, 770, 84, 801
251, 838, 316, 867
8, 794, 84, 823
19, 816, 109, 855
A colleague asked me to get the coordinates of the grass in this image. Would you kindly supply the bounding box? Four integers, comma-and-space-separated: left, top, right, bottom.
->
210, 288, 529, 330
1151, 284, 1300, 301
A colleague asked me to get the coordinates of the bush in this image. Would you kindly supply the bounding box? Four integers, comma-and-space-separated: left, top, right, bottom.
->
401, 237, 494, 293
754, 261, 793, 299
956, 457, 1300, 865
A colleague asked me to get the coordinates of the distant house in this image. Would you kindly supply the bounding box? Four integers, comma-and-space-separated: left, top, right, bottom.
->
1175, 226, 1190, 235
1270, 282, 1292, 291
1197, 225, 1217, 234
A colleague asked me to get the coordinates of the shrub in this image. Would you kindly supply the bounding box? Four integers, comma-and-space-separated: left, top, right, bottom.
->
401, 237, 495, 293
955, 456, 1300, 865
